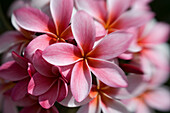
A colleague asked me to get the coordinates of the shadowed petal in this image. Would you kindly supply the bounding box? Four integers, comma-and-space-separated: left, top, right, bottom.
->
14, 7, 56, 34
101, 96, 129, 113
72, 11, 96, 55
0, 61, 28, 81
0, 31, 27, 54
28, 73, 56, 96
71, 61, 92, 102
42, 43, 82, 66
88, 58, 127, 88
50, 0, 73, 34
39, 82, 60, 109
88, 31, 132, 60
11, 78, 30, 101
25, 34, 56, 61
33, 50, 55, 77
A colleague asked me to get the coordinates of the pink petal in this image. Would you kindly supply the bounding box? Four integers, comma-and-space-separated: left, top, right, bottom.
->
101, 96, 129, 113
107, 0, 131, 24
39, 81, 66, 109
136, 101, 151, 113
60, 26, 73, 40
0, 31, 27, 54
0, 61, 28, 81
42, 43, 82, 66
77, 96, 101, 113
14, 7, 56, 34
11, 78, 29, 101
88, 31, 132, 60
94, 21, 107, 41
28, 73, 56, 96
72, 11, 96, 55
75, 0, 106, 23
56, 79, 68, 102
60, 86, 94, 107
144, 87, 170, 111
25, 34, 56, 61
87, 58, 127, 88
112, 10, 154, 29
141, 22, 170, 45
15, 95, 37, 107
12, 51, 28, 69
71, 61, 92, 102
50, 0, 73, 35
33, 50, 55, 77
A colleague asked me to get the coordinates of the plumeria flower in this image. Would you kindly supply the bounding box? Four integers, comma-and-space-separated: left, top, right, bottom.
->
122, 68, 170, 113
28, 50, 68, 109
75, 0, 153, 36
13, 0, 74, 61
126, 20, 170, 70
42, 11, 133, 102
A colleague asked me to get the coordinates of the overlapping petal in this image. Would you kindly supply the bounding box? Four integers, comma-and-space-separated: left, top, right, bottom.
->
14, 7, 56, 34
42, 43, 82, 66
88, 32, 132, 60
72, 11, 96, 55
87, 58, 127, 88
28, 73, 56, 96
71, 60, 92, 102
50, 0, 73, 35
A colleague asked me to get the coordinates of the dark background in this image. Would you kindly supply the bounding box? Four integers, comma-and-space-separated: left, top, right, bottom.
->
0, 0, 169, 113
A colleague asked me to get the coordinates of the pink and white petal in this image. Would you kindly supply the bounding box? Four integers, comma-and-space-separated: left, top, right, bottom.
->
42, 43, 82, 66
77, 96, 101, 113
50, 0, 73, 35
88, 31, 132, 60
39, 82, 60, 109
118, 53, 133, 60
14, 7, 56, 34
33, 50, 55, 77
11, 78, 29, 101
0, 31, 27, 54
71, 61, 92, 102
107, 0, 131, 24
144, 87, 170, 111
94, 21, 107, 41
141, 22, 169, 45
12, 51, 28, 69
75, 0, 106, 23
136, 101, 151, 113
88, 58, 127, 88
0, 61, 28, 81
28, 73, 56, 96
112, 10, 154, 30
101, 96, 129, 113
25, 34, 56, 61
56, 79, 68, 102
60, 86, 94, 107
72, 11, 96, 55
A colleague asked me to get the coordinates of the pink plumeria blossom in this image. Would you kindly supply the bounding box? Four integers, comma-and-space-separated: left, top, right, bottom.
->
123, 71, 170, 113
28, 50, 68, 109
75, 0, 153, 35
42, 11, 133, 102
13, 0, 74, 61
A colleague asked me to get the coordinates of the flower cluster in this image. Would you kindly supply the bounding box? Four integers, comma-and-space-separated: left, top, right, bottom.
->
0, 0, 169, 113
